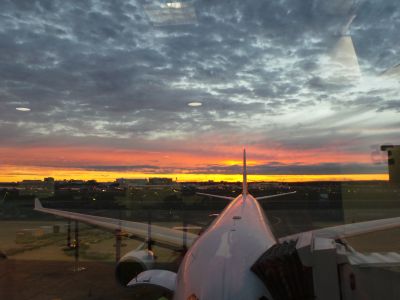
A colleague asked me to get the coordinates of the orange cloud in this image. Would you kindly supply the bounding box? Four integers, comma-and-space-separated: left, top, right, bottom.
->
0, 144, 373, 167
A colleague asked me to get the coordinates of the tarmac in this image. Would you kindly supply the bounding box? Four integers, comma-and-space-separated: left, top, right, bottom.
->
1, 207, 399, 299
0, 259, 166, 300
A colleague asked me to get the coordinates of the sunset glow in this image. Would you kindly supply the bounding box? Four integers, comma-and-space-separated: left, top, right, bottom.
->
0, 143, 389, 183
0, 164, 388, 183
221, 160, 259, 166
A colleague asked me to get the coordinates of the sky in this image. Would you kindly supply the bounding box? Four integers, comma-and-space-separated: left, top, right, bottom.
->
0, 0, 399, 182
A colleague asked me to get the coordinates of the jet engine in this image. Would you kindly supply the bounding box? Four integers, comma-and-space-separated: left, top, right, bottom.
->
115, 249, 155, 286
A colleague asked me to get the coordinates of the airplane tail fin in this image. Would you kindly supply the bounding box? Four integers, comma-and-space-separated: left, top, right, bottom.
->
243, 149, 247, 197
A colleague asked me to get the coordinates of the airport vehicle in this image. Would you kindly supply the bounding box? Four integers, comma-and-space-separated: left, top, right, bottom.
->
35, 150, 400, 300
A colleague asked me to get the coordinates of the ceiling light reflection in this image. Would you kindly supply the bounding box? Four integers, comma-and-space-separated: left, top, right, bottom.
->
188, 102, 202, 107
16, 107, 31, 112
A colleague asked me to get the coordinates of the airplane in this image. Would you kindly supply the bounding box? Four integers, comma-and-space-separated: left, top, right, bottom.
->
34, 150, 400, 300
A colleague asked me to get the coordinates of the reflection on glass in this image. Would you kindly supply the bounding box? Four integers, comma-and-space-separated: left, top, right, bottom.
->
1, 0, 400, 299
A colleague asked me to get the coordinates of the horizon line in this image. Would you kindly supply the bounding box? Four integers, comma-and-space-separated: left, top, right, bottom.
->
0, 172, 389, 183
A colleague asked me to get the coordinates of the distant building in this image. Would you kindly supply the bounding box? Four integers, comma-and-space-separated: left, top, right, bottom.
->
19, 177, 55, 197
44, 177, 55, 192
116, 178, 148, 188
381, 145, 400, 185
148, 177, 173, 185
68, 180, 85, 185
20, 180, 43, 187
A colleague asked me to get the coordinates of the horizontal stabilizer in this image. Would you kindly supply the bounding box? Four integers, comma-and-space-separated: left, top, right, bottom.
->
196, 192, 235, 201
256, 191, 297, 200
127, 269, 177, 291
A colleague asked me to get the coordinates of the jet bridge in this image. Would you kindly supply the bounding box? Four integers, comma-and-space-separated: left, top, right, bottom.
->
251, 240, 314, 300
253, 232, 400, 300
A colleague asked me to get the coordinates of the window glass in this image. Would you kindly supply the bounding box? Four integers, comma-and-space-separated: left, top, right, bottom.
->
1, 0, 399, 299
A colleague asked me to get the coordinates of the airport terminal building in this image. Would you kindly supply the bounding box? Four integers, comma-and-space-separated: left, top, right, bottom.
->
381, 145, 400, 186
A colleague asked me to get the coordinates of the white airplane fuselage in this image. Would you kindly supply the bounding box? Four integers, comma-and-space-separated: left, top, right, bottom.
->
174, 194, 276, 299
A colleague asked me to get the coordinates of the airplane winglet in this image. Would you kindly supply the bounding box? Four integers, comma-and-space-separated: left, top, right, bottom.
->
243, 148, 247, 198
34, 198, 43, 210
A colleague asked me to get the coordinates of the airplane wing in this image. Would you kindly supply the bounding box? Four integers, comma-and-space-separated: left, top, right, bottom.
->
196, 192, 235, 201
312, 216, 400, 239
34, 199, 198, 249
280, 216, 400, 242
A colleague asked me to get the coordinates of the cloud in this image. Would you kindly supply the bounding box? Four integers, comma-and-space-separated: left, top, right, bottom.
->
170, 161, 386, 175
0, 0, 399, 175
71, 165, 161, 172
